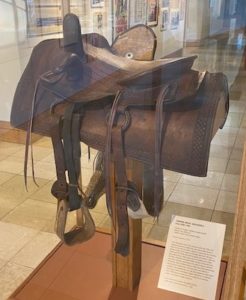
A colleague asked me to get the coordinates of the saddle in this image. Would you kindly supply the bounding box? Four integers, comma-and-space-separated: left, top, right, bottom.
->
11, 14, 229, 256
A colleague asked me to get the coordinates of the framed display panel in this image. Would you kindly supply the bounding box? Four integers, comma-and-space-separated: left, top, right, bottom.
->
27, 0, 62, 36
160, 8, 169, 31
113, 0, 129, 39
161, 0, 169, 8
170, 8, 179, 30
147, 0, 158, 26
93, 12, 104, 33
91, 0, 104, 8
70, 0, 87, 18
129, 0, 147, 27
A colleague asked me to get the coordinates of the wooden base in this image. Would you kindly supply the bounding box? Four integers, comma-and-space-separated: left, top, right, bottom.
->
9, 232, 227, 300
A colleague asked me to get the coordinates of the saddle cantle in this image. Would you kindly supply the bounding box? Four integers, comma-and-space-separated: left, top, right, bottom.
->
10, 13, 229, 256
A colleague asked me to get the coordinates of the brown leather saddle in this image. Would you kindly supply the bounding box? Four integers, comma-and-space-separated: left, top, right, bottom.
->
11, 14, 229, 256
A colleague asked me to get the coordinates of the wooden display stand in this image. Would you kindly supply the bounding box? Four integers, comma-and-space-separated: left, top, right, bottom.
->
9, 150, 246, 299
112, 151, 246, 299
111, 160, 143, 290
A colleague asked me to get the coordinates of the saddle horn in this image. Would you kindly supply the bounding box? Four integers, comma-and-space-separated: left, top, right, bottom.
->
63, 13, 86, 60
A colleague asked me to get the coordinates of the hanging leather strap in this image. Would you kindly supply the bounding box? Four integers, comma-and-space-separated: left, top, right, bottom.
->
62, 103, 83, 211
51, 110, 95, 246
112, 119, 130, 256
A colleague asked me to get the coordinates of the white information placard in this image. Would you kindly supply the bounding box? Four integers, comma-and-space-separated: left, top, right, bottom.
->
158, 216, 226, 300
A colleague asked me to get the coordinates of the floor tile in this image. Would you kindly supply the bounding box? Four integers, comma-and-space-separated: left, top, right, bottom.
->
211, 211, 234, 241
222, 239, 231, 257
11, 232, 59, 268
0, 172, 15, 186
0, 187, 26, 219
98, 215, 111, 229
221, 174, 240, 192
81, 153, 98, 170
90, 211, 108, 227
0, 142, 24, 156
0, 258, 7, 270
157, 202, 213, 227
211, 127, 238, 147
0, 222, 38, 261
163, 181, 176, 201
224, 112, 243, 127
39, 153, 55, 163
226, 159, 242, 174
240, 114, 246, 128
33, 137, 52, 148
209, 144, 232, 159
169, 183, 219, 209
229, 100, 246, 113
0, 158, 24, 174
30, 181, 56, 204
0, 262, 33, 300
179, 171, 224, 189
92, 195, 109, 215
142, 223, 153, 239
208, 157, 228, 173
2, 199, 57, 230
163, 170, 182, 183
12, 146, 53, 162
234, 128, 246, 148
215, 190, 237, 213
22, 161, 56, 180
1, 175, 49, 199
81, 168, 94, 187
147, 225, 169, 242
230, 147, 243, 161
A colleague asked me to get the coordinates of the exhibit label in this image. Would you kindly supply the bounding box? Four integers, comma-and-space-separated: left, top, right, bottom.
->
158, 216, 226, 300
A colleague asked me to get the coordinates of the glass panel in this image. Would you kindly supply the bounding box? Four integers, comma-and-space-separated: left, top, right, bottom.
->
0, 0, 246, 297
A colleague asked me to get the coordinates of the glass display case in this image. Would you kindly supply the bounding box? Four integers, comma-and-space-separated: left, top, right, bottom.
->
0, 0, 246, 298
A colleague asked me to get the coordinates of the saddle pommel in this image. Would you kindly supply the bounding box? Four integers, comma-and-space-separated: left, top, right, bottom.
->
63, 13, 85, 60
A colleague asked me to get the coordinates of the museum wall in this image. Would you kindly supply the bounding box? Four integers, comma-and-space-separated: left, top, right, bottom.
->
0, 0, 230, 122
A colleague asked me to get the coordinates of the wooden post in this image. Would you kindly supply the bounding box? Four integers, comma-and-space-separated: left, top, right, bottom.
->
111, 159, 143, 290
222, 143, 246, 299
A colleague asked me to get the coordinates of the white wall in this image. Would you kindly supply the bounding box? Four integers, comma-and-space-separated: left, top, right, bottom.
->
185, 0, 210, 42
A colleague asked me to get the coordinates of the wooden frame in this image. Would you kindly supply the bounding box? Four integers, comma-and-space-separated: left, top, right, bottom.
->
222, 143, 246, 299
147, 0, 158, 26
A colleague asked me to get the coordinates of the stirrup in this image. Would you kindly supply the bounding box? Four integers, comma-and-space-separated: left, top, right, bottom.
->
54, 199, 95, 245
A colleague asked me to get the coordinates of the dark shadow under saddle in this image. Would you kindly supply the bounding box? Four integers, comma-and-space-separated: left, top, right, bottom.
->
10, 14, 229, 256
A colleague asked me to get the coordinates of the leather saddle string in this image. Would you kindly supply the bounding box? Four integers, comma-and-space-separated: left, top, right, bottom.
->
154, 85, 171, 217
24, 67, 68, 189
24, 79, 43, 189
104, 90, 123, 218
51, 117, 68, 199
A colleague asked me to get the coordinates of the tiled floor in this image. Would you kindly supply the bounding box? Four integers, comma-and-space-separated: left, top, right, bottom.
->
0, 36, 246, 299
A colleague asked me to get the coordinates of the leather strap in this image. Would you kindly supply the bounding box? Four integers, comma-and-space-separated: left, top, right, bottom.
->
62, 103, 83, 211
51, 113, 95, 245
